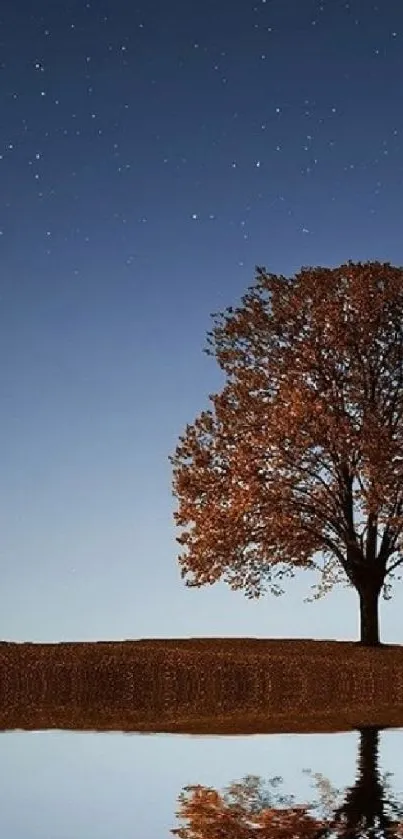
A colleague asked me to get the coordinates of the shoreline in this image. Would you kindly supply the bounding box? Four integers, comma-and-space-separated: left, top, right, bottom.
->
1, 638, 402, 735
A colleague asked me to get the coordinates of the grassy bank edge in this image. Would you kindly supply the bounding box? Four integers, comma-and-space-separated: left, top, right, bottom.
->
1, 638, 403, 735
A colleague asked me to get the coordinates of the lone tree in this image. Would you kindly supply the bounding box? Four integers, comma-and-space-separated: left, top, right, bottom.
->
170, 261, 403, 646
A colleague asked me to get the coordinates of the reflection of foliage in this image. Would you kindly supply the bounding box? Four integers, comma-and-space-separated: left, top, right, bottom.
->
223, 774, 295, 812
171, 773, 327, 838
171, 729, 403, 839
302, 770, 343, 821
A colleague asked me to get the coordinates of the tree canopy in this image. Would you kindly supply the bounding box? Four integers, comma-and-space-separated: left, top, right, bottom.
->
170, 261, 403, 644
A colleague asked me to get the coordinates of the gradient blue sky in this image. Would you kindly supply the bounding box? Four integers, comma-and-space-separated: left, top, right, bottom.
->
1, 0, 403, 642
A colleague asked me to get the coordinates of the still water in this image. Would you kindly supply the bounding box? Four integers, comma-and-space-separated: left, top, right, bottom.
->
1, 726, 402, 837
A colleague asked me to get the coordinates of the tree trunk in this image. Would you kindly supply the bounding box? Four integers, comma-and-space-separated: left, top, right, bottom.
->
358, 585, 381, 646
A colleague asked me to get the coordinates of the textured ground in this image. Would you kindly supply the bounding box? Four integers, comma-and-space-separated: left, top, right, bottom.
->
0, 637, 402, 734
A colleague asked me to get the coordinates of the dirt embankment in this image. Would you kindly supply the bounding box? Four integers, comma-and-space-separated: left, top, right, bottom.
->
0, 637, 402, 734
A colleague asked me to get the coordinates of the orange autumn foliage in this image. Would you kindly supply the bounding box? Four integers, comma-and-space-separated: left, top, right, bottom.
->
170, 262, 403, 633
171, 764, 403, 839
171, 779, 325, 839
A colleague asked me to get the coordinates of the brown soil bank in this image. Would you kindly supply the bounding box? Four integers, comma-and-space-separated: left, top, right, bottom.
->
1, 637, 403, 735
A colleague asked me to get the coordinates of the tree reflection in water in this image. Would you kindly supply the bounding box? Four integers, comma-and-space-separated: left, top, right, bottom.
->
171, 728, 403, 839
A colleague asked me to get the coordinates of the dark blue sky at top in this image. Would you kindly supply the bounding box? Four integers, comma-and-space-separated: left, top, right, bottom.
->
1, 0, 403, 642
2, 0, 402, 273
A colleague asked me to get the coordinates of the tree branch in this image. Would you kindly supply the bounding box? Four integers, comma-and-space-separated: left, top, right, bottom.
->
385, 555, 403, 575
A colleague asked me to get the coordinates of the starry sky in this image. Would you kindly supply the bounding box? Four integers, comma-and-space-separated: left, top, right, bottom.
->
1, 0, 403, 642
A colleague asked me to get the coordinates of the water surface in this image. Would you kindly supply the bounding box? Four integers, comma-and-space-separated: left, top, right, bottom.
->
1, 725, 402, 837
